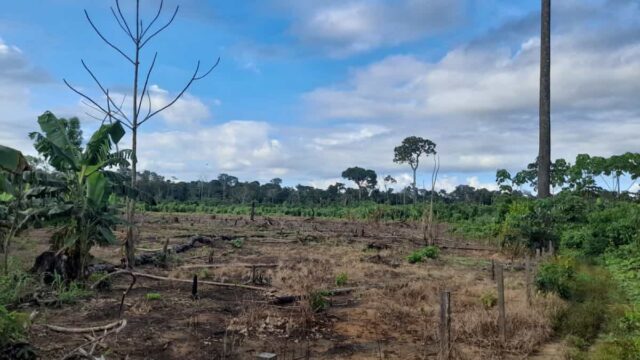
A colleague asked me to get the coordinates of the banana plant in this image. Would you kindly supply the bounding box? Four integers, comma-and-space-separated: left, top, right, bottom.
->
0, 145, 31, 275
30, 111, 131, 279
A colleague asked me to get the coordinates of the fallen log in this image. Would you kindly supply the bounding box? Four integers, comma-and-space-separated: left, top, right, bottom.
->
272, 286, 366, 305
179, 263, 278, 270
135, 235, 215, 266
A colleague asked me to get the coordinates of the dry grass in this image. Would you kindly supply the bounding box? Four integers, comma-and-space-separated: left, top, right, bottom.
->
17, 212, 564, 359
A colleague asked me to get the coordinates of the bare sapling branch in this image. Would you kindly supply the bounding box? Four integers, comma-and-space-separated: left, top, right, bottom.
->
84, 10, 135, 64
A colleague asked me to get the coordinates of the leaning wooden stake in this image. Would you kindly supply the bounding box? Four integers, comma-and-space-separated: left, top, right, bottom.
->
439, 291, 451, 360
496, 264, 506, 345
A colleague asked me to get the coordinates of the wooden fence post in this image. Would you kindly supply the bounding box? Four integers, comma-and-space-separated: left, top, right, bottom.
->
525, 255, 532, 306
192, 274, 199, 300
251, 201, 256, 221
548, 241, 554, 256
492, 260, 496, 280
439, 291, 451, 360
496, 264, 506, 345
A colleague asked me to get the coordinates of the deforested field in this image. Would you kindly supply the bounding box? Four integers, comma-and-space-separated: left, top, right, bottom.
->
18, 212, 562, 359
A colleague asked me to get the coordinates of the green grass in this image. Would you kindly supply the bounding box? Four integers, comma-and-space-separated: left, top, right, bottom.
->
0, 305, 29, 349
145, 292, 162, 301
51, 274, 92, 305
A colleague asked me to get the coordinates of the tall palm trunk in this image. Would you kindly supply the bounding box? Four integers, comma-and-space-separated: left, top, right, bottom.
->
538, 0, 552, 198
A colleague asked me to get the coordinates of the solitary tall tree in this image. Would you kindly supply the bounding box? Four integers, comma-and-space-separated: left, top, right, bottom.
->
341, 167, 377, 201
65, 0, 219, 266
393, 136, 436, 200
538, 0, 552, 198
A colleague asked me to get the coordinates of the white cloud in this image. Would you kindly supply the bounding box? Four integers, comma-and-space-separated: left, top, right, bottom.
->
312, 124, 389, 148
303, 2, 640, 178
147, 85, 212, 126
0, 38, 52, 152
284, 0, 463, 57
136, 120, 286, 181
467, 176, 498, 191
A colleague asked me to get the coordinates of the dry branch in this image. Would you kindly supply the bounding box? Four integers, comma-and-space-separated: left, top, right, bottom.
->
103, 270, 270, 292
59, 319, 127, 360
45, 319, 126, 334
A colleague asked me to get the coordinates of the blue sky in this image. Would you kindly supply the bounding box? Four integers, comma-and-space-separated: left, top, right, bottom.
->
1, 0, 639, 193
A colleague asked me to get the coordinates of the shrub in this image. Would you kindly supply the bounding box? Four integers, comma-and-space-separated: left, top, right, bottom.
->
309, 291, 329, 312
407, 246, 440, 263
560, 227, 591, 250
535, 256, 576, 299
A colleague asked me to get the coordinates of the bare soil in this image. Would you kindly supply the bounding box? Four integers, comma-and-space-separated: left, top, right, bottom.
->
19, 213, 563, 359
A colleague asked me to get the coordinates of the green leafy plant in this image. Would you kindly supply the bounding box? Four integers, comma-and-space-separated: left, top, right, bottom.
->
29, 112, 130, 279
335, 273, 348, 286
230, 239, 244, 249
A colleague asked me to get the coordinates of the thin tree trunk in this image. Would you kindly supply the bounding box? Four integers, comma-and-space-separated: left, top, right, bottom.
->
412, 167, 417, 202
537, 0, 552, 199
126, 0, 141, 267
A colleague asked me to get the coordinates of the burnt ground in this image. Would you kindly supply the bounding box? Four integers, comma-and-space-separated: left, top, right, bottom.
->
18, 213, 562, 359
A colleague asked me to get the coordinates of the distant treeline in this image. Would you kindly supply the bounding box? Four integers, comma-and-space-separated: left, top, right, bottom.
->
126, 170, 499, 206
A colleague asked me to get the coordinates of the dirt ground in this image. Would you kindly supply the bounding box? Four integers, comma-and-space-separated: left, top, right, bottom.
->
17, 213, 564, 359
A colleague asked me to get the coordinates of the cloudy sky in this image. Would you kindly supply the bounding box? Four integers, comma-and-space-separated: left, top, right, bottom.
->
1, 0, 639, 191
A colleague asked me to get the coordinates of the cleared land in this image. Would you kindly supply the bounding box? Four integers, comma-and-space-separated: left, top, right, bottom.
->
19, 213, 563, 359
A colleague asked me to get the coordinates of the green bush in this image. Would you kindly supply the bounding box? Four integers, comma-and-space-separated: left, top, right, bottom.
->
309, 291, 329, 312
535, 256, 576, 299
407, 246, 440, 264
560, 227, 591, 250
